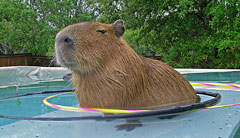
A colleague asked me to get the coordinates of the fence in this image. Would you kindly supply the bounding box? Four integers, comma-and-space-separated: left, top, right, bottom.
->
0, 54, 56, 67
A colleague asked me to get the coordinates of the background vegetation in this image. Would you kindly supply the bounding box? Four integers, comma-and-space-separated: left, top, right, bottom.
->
0, 0, 239, 68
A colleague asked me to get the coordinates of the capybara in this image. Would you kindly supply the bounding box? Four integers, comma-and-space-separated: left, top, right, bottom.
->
55, 20, 197, 110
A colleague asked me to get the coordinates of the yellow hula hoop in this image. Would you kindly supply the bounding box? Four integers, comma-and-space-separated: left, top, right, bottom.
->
191, 82, 240, 90
42, 82, 240, 114
42, 92, 148, 114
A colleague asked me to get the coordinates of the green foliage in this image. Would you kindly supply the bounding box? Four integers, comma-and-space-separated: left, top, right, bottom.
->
0, 0, 96, 56
95, 0, 240, 69
0, 0, 239, 68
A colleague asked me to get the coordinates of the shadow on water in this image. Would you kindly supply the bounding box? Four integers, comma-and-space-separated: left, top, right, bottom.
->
233, 124, 240, 138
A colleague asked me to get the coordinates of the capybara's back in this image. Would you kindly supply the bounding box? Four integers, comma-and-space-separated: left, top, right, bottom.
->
55, 19, 197, 110
138, 57, 197, 109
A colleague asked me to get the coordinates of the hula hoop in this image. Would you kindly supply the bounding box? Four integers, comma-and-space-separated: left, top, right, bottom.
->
0, 89, 221, 121
42, 92, 238, 113
42, 91, 238, 114
42, 92, 148, 114
191, 82, 240, 91
39, 82, 240, 114
2, 82, 240, 121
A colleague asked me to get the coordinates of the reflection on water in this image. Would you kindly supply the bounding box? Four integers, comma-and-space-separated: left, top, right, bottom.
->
184, 71, 240, 83
233, 123, 240, 138
0, 80, 74, 126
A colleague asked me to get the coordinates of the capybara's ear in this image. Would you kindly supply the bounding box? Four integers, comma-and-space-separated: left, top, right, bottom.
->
113, 19, 125, 38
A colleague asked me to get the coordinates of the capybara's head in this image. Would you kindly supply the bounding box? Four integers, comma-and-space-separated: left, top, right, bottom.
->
55, 20, 125, 73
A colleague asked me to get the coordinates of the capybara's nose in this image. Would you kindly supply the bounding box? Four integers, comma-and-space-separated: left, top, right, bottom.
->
55, 36, 73, 46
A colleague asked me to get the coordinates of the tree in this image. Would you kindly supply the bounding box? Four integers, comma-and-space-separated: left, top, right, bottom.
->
0, 0, 96, 56
93, 0, 240, 68
1, 0, 239, 68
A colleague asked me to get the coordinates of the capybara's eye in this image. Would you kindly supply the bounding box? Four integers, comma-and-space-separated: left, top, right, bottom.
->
64, 37, 73, 44
96, 30, 107, 34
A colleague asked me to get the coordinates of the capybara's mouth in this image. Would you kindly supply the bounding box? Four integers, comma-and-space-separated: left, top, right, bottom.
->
58, 56, 77, 68
59, 58, 77, 68
55, 49, 77, 68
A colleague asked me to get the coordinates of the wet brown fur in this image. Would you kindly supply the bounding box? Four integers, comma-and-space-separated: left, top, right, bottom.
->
55, 21, 197, 110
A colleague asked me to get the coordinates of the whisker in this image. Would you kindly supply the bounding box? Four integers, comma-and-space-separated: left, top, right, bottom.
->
49, 56, 58, 67
67, 78, 73, 87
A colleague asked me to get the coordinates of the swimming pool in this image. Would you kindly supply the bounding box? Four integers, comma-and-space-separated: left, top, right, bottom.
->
0, 67, 240, 138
